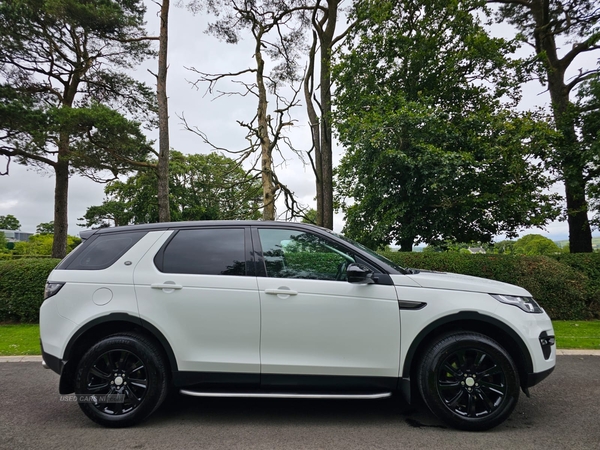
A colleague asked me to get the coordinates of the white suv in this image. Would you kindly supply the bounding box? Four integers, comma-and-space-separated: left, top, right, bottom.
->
40, 221, 555, 430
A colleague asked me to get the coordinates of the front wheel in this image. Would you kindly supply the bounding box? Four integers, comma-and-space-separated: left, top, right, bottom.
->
74, 333, 168, 427
417, 332, 520, 431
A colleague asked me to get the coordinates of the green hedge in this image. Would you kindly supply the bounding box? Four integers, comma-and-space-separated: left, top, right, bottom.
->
0, 258, 60, 323
380, 252, 592, 320
550, 253, 600, 318
0, 253, 598, 323
285, 252, 345, 278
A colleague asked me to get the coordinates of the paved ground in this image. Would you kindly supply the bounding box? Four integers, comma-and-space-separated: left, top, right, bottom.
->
1, 356, 599, 450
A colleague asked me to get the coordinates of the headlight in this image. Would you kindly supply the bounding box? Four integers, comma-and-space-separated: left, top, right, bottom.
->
44, 282, 65, 300
490, 294, 543, 313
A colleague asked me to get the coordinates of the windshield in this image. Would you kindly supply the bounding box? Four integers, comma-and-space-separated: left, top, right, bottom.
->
328, 231, 408, 274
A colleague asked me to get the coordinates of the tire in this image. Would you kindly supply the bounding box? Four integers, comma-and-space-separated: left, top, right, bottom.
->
74, 333, 168, 428
417, 331, 520, 431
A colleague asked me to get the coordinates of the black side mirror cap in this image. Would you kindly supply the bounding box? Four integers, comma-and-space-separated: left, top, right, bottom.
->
347, 263, 375, 284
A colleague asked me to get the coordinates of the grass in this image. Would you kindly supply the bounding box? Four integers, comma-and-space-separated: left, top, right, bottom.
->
552, 320, 600, 350
0, 324, 40, 356
0, 321, 599, 356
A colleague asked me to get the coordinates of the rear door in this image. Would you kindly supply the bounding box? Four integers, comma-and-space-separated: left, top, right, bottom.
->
134, 227, 260, 379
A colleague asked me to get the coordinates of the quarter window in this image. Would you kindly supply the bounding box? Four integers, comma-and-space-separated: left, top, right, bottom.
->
59, 231, 148, 270
159, 228, 246, 275
258, 229, 355, 280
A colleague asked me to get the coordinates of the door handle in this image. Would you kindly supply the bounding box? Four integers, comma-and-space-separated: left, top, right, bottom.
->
151, 283, 183, 290
265, 288, 298, 296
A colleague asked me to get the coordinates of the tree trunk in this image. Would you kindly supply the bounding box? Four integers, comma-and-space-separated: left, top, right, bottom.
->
565, 172, 593, 252
157, 0, 171, 223
531, 0, 593, 252
317, 0, 338, 231
304, 34, 323, 226
52, 70, 80, 258
255, 30, 277, 221
319, 29, 334, 230
546, 70, 593, 253
305, 1, 339, 230
399, 237, 413, 252
52, 139, 70, 259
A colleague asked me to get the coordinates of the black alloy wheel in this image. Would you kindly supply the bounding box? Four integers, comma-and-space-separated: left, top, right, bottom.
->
418, 332, 520, 431
85, 349, 148, 415
75, 333, 168, 427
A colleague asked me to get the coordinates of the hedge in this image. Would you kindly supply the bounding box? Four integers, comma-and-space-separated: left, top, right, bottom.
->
0, 253, 598, 323
550, 253, 600, 318
0, 258, 60, 323
285, 252, 345, 278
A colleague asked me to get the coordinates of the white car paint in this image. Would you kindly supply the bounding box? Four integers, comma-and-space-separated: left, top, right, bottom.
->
133, 231, 262, 374
258, 277, 400, 377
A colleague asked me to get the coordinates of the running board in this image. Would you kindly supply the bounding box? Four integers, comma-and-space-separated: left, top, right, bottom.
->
179, 390, 392, 400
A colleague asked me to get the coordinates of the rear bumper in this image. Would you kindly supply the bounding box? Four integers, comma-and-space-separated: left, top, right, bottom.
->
41, 341, 76, 394
41, 342, 63, 376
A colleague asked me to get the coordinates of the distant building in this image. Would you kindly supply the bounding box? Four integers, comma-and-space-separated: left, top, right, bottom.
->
0, 229, 33, 242
468, 247, 486, 254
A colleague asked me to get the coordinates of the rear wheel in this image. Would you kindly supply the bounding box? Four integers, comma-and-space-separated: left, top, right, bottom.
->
417, 332, 520, 431
75, 333, 168, 427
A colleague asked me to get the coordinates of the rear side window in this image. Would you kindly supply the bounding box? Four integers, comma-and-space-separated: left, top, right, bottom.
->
156, 228, 246, 276
59, 231, 148, 270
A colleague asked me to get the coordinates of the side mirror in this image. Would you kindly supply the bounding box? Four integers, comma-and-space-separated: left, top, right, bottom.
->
347, 263, 375, 284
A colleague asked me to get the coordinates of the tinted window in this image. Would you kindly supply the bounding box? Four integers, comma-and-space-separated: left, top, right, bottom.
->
258, 228, 355, 280
54, 240, 85, 270
61, 231, 148, 270
159, 228, 246, 275
331, 231, 406, 273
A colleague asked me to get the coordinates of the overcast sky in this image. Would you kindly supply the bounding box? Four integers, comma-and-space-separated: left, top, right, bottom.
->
0, 2, 597, 243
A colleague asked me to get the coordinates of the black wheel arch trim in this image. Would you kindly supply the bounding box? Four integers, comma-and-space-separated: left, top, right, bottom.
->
401, 311, 534, 390
62, 313, 178, 374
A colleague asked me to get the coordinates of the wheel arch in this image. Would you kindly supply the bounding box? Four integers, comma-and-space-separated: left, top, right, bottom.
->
58, 313, 177, 394
401, 312, 533, 400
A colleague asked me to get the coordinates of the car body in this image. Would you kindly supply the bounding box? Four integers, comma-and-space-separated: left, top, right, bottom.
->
40, 221, 555, 430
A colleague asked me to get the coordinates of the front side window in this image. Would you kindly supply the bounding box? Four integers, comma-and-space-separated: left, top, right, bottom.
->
331, 231, 406, 273
258, 228, 355, 280
158, 228, 246, 275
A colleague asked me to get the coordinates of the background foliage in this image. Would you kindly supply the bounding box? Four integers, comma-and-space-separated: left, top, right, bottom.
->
0, 258, 61, 322
79, 151, 262, 227
0, 232, 81, 258
333, 0, 560, 251
0, 215, 21, 230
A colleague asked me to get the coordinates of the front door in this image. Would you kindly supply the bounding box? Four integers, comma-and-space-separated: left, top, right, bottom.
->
255, 227, 400, 388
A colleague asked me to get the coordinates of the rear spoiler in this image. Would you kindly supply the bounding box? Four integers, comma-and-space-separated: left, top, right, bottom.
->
79, 229, 98, 241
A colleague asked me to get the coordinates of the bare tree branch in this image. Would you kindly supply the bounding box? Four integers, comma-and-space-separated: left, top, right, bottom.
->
567, 67, 600, 92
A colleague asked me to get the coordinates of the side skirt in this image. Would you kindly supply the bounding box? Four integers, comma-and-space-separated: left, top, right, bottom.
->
180, 390, 392, 399
173, 371, 401, 394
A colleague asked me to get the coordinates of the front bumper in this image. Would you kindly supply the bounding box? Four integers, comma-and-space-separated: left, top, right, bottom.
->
526, 365, 555, 388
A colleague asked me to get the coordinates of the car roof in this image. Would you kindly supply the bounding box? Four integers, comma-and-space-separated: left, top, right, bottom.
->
80, 221, 325, 240
78, 220, 404, 275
